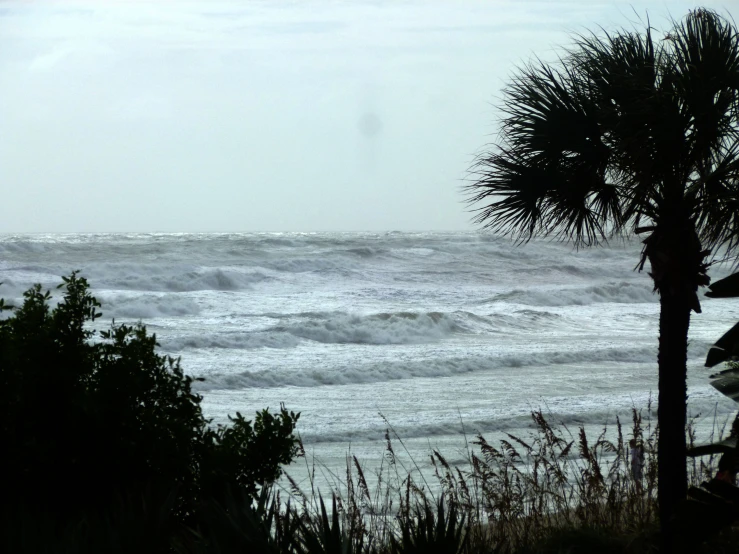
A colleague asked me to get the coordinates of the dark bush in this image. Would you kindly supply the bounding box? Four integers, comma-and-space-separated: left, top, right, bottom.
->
0, 273, 300, 545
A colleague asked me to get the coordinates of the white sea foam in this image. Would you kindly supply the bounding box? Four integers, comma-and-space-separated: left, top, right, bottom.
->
0, 231, 730, 464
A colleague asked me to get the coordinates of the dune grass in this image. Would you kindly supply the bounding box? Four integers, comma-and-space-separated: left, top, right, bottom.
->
187, 405, 730, 554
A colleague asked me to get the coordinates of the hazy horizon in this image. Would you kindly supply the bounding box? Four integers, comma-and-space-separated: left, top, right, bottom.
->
1, 0, 736, 233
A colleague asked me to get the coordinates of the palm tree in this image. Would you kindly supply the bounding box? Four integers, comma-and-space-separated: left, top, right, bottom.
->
466, 9, 739, 535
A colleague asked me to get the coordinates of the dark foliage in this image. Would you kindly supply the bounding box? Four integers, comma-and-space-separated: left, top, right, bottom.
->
0, 273, 300, 548
179, 486, 297, 554
391, 497, 469, 554
294, 495, 358, 554
467, 8, 739, 254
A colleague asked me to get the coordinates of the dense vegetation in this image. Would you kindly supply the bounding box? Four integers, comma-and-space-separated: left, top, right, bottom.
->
0, 273, 300, 551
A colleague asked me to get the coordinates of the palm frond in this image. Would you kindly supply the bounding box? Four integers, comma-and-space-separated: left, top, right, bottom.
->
692, 142, 739, 254
468, 9, 739, 268
572, 25, 681, 225
668, 9, 739, 165
466, 56, 618, 246
466, 22, 680, 244
662, 9, 739, 259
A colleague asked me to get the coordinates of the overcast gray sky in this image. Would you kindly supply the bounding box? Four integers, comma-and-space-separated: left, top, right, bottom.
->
0, 1, 736, 232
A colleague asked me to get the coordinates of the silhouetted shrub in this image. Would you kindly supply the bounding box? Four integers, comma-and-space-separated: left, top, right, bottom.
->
0, 273, 300, 544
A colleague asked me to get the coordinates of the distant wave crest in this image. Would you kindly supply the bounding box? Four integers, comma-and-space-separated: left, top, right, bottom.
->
493, 281, 656, 307
99, 267, 268, 292
100, 294, 202, 318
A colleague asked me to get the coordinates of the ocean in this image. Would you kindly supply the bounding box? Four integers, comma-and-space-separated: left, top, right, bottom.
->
1, 231, 737, 489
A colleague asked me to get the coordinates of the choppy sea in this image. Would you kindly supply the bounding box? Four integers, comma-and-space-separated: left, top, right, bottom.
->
1, 232, 737, 488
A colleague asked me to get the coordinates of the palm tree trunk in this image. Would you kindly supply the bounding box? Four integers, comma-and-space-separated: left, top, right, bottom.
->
646, 216, 708, 552
642, 212, 710, 552
657, 289, 690, 547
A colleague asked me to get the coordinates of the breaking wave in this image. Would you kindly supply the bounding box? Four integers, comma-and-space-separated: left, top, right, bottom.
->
163, 311, 464, 350
493, 281, 656, 307
162, 331, 300, 351
277, 312, 460, 345
193, 345, 663, 390
157, 309, 573, 352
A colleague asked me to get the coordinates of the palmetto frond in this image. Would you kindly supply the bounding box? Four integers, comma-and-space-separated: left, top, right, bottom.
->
467, 9, 739, 263
467, 28, 666, 245
692, 144, 739, 254
669, 9, 739, 164
467, 59, 619, 246
669, 10, 739, 255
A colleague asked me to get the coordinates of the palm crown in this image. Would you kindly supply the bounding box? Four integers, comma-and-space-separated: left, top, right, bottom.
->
468, 9, 739, 260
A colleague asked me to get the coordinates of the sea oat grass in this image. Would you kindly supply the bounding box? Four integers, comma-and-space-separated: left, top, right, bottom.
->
245, 407, 727, 554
